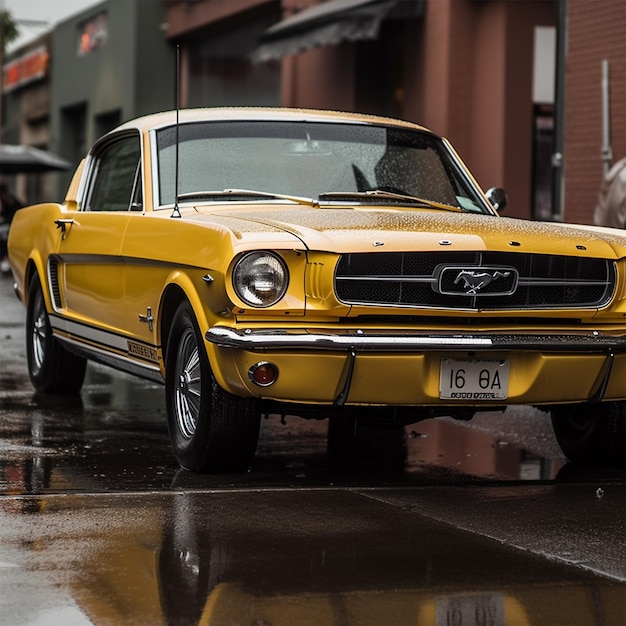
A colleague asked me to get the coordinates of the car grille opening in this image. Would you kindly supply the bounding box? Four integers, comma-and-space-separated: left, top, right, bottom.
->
334, 251, 616, 310
48, 259, 63, 310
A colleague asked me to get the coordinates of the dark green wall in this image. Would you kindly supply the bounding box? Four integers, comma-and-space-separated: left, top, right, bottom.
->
51, 0, 174, 196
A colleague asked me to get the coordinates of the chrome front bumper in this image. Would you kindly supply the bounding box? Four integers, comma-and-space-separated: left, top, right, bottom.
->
206, 327, 626, 406
206, 326, 626, 353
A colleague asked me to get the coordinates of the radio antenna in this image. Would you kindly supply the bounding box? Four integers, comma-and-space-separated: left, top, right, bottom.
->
171, 43, 182, 219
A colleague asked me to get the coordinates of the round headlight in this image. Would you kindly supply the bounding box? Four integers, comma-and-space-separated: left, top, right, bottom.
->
232, 251, 288, 307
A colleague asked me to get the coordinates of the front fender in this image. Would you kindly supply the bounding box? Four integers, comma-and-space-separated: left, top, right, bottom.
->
157, 270, 247, 393
8, 203, 66, 308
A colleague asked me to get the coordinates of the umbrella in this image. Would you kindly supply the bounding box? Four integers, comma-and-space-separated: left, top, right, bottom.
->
0, 144, 72, 174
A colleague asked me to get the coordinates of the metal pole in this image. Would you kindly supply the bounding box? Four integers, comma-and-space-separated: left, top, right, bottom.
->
551, 0, 567, 222
601, 59, 612, 176
0, 0, 5, 147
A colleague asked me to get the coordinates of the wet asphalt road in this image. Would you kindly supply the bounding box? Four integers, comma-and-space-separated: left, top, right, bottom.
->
0, 274, 625, 626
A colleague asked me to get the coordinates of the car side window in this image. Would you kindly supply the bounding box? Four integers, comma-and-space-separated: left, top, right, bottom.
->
86, 135, 141, 212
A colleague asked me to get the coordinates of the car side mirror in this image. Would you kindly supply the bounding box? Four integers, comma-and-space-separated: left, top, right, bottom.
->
486, 187, 508, 213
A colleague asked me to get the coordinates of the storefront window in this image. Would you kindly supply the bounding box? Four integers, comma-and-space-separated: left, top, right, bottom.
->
77, 13, 108, 57
187, 12, 280, 108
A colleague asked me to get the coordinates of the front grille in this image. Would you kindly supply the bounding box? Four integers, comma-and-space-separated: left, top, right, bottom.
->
335, 251, 616, 310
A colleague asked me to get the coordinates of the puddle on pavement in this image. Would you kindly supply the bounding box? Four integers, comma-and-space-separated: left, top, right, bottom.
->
405, 417, 567, 481
1, 361, 617, 496
0, 489, 623, 626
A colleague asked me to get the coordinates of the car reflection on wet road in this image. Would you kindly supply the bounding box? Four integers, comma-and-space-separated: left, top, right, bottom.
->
1, 276, 625, 625
1, 486, 624, 626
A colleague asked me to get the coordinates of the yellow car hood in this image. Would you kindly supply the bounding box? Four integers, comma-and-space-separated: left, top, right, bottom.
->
197, 206, 626, 258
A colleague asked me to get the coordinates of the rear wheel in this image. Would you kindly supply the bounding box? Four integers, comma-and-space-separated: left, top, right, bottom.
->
165, 301, 260, 473
551, 401, 626, 467
26, 273, 86, 394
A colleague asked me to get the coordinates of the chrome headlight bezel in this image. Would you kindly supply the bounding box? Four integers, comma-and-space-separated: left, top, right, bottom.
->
232, 251, 289, 308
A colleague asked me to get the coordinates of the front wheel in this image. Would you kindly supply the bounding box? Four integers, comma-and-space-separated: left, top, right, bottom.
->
165, 301, 260, 473
26, 273, 86, 394
551, 401, 626, 467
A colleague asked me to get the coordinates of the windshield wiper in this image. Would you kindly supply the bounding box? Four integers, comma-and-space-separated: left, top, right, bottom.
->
319, 189, 458, 210
318, 190, 455, 210
178, 189, 318, 207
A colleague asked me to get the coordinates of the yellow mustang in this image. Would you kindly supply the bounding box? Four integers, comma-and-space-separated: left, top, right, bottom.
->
7, 108, 626, 472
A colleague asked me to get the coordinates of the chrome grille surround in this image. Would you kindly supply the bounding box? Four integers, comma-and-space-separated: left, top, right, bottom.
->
334, 251, 616, 310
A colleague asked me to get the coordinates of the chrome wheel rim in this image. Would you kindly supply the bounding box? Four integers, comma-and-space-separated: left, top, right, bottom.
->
173, 328, 202, 439
31, 292, 47, 375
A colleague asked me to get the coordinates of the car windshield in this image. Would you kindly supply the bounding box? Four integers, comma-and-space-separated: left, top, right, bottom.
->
155, 121, 491, 213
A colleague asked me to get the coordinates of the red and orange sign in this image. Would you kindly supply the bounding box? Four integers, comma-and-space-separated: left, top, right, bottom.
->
3, 47, 50, 92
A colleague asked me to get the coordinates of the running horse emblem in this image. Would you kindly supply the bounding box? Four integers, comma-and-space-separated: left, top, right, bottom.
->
454, 269, 511, 295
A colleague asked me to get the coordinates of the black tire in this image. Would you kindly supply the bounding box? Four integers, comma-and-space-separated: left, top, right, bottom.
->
165, 301, 260, 473
26, 273, 87, 394
551, 401, 626, 467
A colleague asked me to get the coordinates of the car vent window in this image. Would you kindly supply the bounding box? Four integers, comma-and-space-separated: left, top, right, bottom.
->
87, 136, 141, 212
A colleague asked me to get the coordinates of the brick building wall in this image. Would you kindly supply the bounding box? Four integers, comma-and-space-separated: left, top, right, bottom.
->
162, 0, 624, 226
564, 0, 626, 224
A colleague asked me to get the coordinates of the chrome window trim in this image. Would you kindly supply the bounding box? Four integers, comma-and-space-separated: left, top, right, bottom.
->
80, 128, 144, 213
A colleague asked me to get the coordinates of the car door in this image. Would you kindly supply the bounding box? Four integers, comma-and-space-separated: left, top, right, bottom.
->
54, 132, 140, 351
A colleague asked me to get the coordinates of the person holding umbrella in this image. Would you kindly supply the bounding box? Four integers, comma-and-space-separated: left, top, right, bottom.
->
0, 182, 23, 274
0, 143, 71, 274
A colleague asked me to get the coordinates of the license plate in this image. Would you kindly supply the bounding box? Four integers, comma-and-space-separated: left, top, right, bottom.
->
436, 594, 505, 626
440, 358, 509, 400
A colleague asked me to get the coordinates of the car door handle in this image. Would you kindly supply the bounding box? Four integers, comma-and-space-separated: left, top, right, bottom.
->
54, 219, 74, 240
